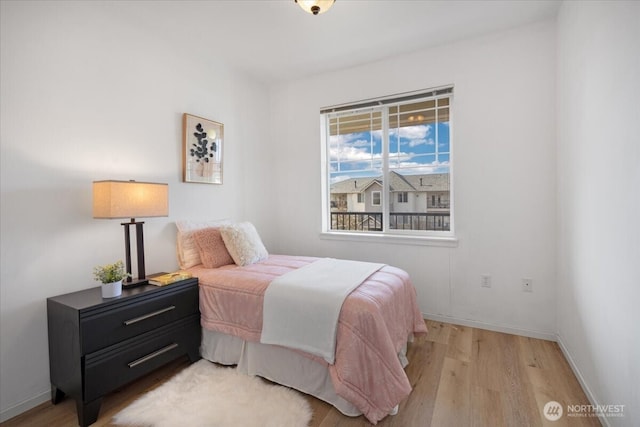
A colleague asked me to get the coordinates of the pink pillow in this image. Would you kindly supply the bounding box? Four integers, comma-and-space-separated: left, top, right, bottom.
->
192, 228, 235, 268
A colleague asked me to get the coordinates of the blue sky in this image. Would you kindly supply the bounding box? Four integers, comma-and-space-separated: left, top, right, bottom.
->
329, 122, 450, 183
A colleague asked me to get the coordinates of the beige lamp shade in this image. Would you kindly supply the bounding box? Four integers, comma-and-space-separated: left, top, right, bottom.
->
93, 180, 168, 219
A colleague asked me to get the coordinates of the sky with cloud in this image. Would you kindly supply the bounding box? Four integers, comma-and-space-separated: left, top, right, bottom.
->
329, 122, 450, 183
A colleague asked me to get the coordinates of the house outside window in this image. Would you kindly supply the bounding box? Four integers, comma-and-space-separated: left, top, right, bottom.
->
323, 87, 453, 236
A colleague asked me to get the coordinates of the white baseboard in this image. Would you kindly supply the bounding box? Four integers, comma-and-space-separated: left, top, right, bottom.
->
555, 334, 611, 427
423, 312, 557, 341
0, 389, 50, 423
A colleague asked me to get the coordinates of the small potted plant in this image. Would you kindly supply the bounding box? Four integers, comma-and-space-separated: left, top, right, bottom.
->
93, 260, 130, 298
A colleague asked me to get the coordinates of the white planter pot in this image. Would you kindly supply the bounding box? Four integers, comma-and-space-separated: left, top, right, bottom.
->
101, 279, 123, 298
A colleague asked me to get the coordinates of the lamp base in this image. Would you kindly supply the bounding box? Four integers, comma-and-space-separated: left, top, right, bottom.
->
122, 278, 149, 289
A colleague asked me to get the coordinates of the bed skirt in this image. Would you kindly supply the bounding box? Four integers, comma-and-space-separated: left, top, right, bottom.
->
200, 327, 409, 417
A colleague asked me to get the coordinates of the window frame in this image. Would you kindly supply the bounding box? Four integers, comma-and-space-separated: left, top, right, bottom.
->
320, 87, 456, 245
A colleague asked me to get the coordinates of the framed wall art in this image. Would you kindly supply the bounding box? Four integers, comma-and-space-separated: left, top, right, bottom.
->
183, 113, 223, 184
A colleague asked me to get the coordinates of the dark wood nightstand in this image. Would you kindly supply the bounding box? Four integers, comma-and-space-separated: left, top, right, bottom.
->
47, 278, 200, 427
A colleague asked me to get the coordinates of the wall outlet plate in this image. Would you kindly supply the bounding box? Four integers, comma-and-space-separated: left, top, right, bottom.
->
481, 275, 491, 288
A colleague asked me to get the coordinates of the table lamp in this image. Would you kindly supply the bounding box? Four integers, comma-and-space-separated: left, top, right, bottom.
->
93, 180, 169, 287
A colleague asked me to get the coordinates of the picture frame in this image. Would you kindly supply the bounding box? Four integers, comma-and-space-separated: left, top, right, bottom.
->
182, 113, 223, 184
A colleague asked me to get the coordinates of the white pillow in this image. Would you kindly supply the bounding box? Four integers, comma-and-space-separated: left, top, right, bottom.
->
176, 219, 233, 269
219, 222, 268, 267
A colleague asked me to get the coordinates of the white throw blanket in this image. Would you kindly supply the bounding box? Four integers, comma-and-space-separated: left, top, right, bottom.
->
260, 258, 385, 364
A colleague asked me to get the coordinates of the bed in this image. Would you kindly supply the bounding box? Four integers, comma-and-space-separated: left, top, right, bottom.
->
176, 220, 428, 424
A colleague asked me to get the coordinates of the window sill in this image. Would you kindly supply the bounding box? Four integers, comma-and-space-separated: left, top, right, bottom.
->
319, 231, 458, 247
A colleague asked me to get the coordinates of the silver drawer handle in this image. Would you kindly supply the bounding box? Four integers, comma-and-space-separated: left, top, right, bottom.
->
128, 343, 179, 368
123, 306, 176, 326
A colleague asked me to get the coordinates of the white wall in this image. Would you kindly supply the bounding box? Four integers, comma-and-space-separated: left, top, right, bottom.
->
268, 22, 558, 337
0, 1, 270, 420
556, 2, 640, 424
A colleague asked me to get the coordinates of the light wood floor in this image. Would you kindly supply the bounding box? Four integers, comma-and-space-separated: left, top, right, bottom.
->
1, 320, 600, 427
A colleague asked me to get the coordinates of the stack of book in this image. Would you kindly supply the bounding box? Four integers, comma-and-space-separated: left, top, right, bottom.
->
149, 271, 193, 286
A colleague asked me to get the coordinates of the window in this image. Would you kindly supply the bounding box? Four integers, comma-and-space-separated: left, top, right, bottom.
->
372, 191, 381, 206
323, 87, 452, 236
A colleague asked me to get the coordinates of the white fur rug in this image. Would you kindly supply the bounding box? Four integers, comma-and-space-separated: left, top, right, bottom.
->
113, 359, 313, 427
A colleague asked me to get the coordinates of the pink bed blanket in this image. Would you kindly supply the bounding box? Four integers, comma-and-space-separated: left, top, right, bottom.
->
191, 254, 427, 424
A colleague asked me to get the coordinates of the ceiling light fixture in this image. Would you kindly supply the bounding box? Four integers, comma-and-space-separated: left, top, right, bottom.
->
295, 0, 335, 16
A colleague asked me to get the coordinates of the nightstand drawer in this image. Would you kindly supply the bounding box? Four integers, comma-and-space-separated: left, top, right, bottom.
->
83, 314, 200, 402
81, 283, 198, 354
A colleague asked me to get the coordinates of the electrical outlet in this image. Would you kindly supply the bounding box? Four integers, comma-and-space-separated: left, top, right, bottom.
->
522, 278, 533, 292
481, 275, 491, 288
